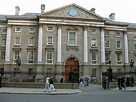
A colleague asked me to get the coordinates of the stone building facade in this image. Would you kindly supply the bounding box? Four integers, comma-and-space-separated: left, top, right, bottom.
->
0, 3, 136, 82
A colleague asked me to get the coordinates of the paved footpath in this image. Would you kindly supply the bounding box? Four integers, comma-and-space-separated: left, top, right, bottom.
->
0, 84, 136, 95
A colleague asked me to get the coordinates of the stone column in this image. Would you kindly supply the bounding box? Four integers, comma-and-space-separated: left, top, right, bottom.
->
57, 25, 62, 64
83, 26, 88, 64
35, 25, 43, 82
3, 25, 11, 82
124, 31, 129, 63
100, 28, 105, 64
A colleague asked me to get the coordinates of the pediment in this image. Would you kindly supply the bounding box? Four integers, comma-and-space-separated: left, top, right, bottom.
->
39, 3, 103, 21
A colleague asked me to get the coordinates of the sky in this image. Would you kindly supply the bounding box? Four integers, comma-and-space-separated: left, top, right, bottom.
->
0, 0, 136, 23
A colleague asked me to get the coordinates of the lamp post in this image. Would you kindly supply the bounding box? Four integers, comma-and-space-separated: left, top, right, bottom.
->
130, 59, 134, 72
107, 60, 112, 82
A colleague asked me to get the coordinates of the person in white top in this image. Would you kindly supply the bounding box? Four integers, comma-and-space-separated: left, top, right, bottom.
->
44, 77, 50, 92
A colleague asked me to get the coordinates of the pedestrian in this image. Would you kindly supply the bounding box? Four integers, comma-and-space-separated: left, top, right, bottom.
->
79, 76, 83, 87
60, 75, 64, 83
126, 76, 130, 87
118, 76, 122, 90
49, 76, 56, 92
130, 76, 134, 87
0, 74, 2, 88
105, 77, 109, 89
121, 76, 125, 89
44, 77, 50, 92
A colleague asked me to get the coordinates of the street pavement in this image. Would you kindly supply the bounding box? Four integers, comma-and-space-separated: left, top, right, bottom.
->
0, 84, 136, 95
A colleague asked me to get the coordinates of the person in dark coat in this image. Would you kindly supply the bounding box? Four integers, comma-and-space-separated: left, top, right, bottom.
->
130, 76, 134, 87
49, 76, 56, 92
118, 76, 122, 90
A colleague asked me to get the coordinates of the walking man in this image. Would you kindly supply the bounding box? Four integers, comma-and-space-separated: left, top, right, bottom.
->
49, 76, 56, 92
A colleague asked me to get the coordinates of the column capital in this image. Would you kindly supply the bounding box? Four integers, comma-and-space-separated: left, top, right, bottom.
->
83, 25, 88, 30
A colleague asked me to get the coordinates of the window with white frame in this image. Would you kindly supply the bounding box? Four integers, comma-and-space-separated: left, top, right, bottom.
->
105, 53, 110, 63
28, 37, 34, 46
46, 52, 53, 64
105, 40, 110, 48
116, 53, 122, 64
91, 52, 97, 64
116, 41, 121, 49
105, 32, 109, 36
92, 69, 96, 77
0, 50, 5, 60
91, 29, 96, 34
116, 32, 121, 37
27, 50, 34, 63
13, 51, 20, 63
47, 26, 53, 31
91, 38, 97, 47
15, 27, 21, 32
47, 37, 53, 45
29, 27, 35, 33
2, 28, 7, 34
134, 43, 136, 50
1, 38, 6, 46
134, 36, 136, 40
68, 32, 77, 44
14, 37, 21, 45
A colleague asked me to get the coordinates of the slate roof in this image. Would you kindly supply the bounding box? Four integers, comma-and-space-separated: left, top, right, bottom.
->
0, 3, 136, 28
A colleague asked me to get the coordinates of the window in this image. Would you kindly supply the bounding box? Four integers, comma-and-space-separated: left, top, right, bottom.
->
46, 52, 53, 64
28, 37, 34, 46
91, 38, 97, 47
2, 28, 7, 34
13, 51, 20, 63
29, 27, 35, 33
116, 41, 121, 49
116, 32, 121, 37
105, 40, 110, 48
105, 32, 109, 36
91, 52, 97, 64
14, 37, 21, 45
91, 29, 96, 34
116, 53, 122, 64
134, 44, 136, 50
27, 50, 34, 63
68, 32, 77, 44
134, 36, 136, 40
92, 69, 96, 77
15, 27, 21, 32
47, 27, 53, 31
0, 50, 5, 60
1, 38, 6, 46
47, 37, 53, 45
105, 53, 110, 64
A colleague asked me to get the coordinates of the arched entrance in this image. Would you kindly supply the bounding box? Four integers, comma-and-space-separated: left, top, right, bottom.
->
65, 57, 79, 82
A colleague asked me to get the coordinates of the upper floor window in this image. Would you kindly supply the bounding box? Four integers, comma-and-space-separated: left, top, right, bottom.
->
105, 53, 110, 64
91, 29, 96, 34
116, 32, 121, 37
68, 32, 77, 45
28, 37, 34, 46
134, 36, 136, 40
29, 27, 35, 33
0, 50, 5, 60
15, 27, 21, 32
47, 37, 53, 45
1, 38, 6, 46
14, 37, 21, 45
13, 51, 20, 63
116, 41, 121, 49
116, 53, 122, 64
92, 69, 96, 77
91, 38, 97, 47
91, 52, 97, 64
105, 40, 110, 48
46, 52, 53, 64
105, 32, 109, 36
27, 50, 34, 63
47, 27, 53, 31
2, 28, 7, 34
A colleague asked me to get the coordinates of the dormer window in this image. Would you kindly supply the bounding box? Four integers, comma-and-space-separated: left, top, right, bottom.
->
116, 32, 121, 37
29, 27, 35, 33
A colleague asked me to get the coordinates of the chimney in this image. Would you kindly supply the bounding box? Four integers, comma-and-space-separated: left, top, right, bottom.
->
109, 13, 115, 20
41, 4, 45, 13
90, 8, 95, 14
15, 6, 20, 15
